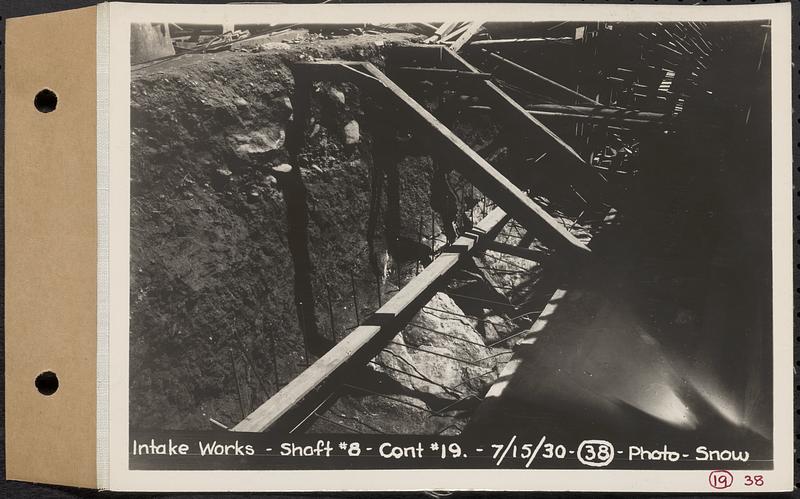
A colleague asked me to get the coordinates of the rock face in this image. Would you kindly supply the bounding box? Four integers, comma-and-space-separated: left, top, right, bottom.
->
481, 315, 510, 344
128, 33, 433, 431
129, 29, 525, 435
377, 293, 494, 395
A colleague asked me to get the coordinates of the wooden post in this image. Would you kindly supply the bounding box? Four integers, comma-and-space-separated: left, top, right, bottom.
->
273, 164, 329, 358
276, 70, 330, 358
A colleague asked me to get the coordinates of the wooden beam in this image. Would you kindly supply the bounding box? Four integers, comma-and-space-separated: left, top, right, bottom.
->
480, 49, 600, 106
435, 21, 460, 37
386, 44, 451, 68
440, 23, 470, 43
293, 60, 592, 257
426, 47, 588, 168
528, 104, 664, 120
527, 104, 665, 125
448, 21, 484, 52
424, 21, 461, 44
469, 37, 574, 46
233, 207, 510, 433
419, 47, 614, 200
466, 103, 665, 126
394, 66, 493, 81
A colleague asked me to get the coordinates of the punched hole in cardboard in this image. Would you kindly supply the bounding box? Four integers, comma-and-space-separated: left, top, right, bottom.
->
34, 89, 57, 113
35, 371, 59, 396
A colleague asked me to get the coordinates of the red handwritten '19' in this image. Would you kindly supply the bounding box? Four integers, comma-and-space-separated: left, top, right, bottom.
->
708, 470, 733, 489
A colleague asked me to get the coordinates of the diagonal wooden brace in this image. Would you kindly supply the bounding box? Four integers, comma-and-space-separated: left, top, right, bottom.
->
292, 60, 591, 258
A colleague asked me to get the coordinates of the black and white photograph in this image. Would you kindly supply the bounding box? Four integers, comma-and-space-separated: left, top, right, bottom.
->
120, 5, 789, 484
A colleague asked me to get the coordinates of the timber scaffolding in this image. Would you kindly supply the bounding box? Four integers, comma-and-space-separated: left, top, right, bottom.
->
232, 21, 717, 434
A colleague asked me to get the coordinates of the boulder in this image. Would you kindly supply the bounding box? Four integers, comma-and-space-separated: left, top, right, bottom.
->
482, 314, 513, 343
329, 87, 346, 105
343, 120, 360, 145
374, 292, 499, 397
230, 125, 285, 155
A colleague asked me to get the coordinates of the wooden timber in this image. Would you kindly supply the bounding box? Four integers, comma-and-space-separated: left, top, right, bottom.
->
440, 24, 470, 43
387, 45, 610, 203
527, 104, 665, 125
431, 47, 588, 167
413, 47, 612, 201
480, 49, 601, 106
449, 21, 485, 52
394, 66, 493, 81
424, 21, 461, 44
469, 36, 574, 46
233, 207, 510, 433
466, 104, 665, 126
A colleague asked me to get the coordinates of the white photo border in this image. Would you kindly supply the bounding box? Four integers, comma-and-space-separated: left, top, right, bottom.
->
104, 2, 793, 492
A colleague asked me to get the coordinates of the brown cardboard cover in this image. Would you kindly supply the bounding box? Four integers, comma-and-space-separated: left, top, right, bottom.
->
5, 5, 98, 488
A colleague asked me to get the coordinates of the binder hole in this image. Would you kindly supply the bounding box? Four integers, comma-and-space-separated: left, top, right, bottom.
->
34, 89, 57, 113
35, 371, 59, 395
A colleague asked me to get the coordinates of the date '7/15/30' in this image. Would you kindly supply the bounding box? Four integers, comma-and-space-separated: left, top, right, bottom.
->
488, 436, 615, 467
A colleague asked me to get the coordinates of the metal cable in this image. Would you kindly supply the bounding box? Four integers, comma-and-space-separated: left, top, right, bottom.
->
445, 291, 515, 308
391, 340, 512, 366
369, 358, 464, 398
378, 349, 458, 395
290, 390, 339, 434
313, 412, 366, 434
342, 383, 439, 415
406, 321, 489, 347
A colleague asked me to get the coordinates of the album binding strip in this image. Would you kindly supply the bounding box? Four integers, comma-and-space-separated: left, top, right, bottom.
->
5, 5, 99, 488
